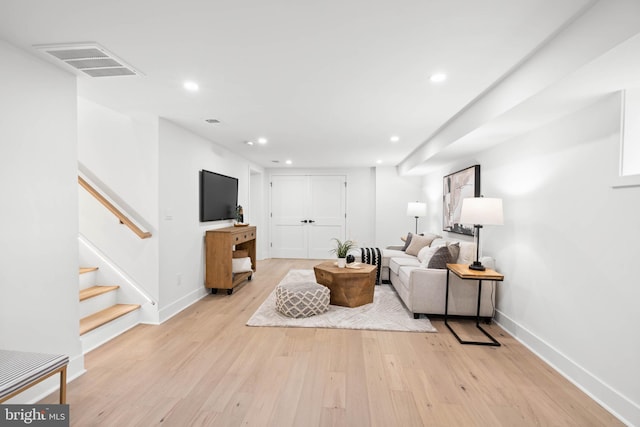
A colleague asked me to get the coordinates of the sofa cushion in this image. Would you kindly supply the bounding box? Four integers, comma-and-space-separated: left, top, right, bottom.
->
405, 233, 438, 256
389, 257, 420, 275
427, 246, 452, 269
381, 248, 414, 268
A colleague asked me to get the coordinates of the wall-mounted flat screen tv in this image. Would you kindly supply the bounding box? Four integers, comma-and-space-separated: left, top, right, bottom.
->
199, 170, 238, 222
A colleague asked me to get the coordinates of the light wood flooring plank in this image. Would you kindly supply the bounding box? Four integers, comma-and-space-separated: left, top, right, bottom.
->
42, 258, 623, 426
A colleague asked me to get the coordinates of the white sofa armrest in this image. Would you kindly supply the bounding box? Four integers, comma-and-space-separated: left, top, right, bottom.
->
391, 266, 446, 314
403, 267, 447, 312
395, 262, 496, 317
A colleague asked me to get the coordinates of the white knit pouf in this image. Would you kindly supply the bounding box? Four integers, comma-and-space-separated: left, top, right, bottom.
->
275, 281, 330, 318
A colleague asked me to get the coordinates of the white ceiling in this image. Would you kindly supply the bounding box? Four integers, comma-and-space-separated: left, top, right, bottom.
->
2, 0, 637, 172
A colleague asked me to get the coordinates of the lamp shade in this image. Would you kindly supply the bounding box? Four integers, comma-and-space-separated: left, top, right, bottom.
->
406, 202, 427, 217
459, 197, 503, 225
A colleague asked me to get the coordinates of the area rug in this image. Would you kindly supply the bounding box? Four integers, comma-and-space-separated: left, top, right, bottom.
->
246, 269, 436, 332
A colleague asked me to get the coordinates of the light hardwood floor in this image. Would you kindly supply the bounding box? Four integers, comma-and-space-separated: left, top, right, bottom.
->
43, 259, 622, 426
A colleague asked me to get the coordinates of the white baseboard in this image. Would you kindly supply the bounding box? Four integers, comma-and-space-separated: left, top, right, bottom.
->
494, 310, 639, 427
158, 287, 208, 324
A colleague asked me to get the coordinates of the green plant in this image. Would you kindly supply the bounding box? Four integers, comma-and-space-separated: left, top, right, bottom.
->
329, 238, 357, 258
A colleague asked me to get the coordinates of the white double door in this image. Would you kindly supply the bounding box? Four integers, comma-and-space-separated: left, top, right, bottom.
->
270, 175, 346, 259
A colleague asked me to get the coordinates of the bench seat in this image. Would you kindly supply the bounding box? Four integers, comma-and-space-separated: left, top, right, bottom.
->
0, 349, 68, 404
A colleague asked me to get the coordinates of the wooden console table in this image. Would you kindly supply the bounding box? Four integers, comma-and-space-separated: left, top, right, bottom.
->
205, 226, 256, 295
445, 263, 504, 346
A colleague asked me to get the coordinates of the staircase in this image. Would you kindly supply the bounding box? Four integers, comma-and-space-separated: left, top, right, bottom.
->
79, 267, 141, 353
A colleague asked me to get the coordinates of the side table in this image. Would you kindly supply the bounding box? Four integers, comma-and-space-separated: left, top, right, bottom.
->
445, 263, 504, 346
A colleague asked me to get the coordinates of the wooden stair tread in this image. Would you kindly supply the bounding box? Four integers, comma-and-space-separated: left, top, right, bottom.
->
79, 267, 98, 275
80, 304, 140, 335
79, 285, 120, 301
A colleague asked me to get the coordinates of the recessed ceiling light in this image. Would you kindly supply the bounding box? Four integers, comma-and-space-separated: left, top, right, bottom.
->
390, 136, 400, 143
285, 160, 292, 165
429, 73, 447, 83
245, 141, 254, 146
183, 81, 199, 91
257, 137, 268, 144
376, 159, 383, 164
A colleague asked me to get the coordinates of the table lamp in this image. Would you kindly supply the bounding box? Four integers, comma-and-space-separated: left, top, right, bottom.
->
459, 197, 503, 271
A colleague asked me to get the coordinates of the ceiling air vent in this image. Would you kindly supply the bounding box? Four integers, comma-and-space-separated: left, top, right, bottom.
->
34, 43, 142, 77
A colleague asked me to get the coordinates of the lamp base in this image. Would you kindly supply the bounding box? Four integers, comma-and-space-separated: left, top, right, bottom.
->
469, 261, 486, 271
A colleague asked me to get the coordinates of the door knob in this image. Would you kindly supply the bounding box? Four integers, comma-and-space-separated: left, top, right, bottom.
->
308, 220, 315, 223
300, 219, 309, 223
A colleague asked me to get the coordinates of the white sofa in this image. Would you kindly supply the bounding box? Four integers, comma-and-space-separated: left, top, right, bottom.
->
361, 235, 496, 319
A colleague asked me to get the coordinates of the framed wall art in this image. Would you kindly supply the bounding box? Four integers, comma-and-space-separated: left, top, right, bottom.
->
442, 165, 480, 236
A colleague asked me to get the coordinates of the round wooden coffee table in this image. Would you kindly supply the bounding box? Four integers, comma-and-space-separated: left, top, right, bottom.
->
313, 261, 377, 307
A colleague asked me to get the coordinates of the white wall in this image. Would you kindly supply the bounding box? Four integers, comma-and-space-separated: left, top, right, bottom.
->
421, 94, 640, 426
158, 119, 264, 321
374, 166, 425, 247
0, 40, 84, 399
346, 168, 376, 247
78, 98, 160, 306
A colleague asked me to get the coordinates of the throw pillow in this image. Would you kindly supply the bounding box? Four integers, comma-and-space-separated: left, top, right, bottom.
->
447, 242, 460, 263
231, 257, 253, 273
430, 237, 447, 248
401, 232, 413, 251
405, 234, 435, 256
427, 246, 452, 269
422, 232, 441, 246
418, 245, 440, 266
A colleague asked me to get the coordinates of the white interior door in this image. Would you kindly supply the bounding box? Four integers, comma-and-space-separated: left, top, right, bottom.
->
271, 176, 309, 258
307, 175, 346, 259
271, 175, 346, 259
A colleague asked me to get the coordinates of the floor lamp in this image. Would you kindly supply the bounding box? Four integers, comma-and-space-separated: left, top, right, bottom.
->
459, 197, 503, 271
406, 202, 427, 234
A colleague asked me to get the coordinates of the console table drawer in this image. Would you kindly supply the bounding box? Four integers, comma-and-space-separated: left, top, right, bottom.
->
233, 230, 256, 244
